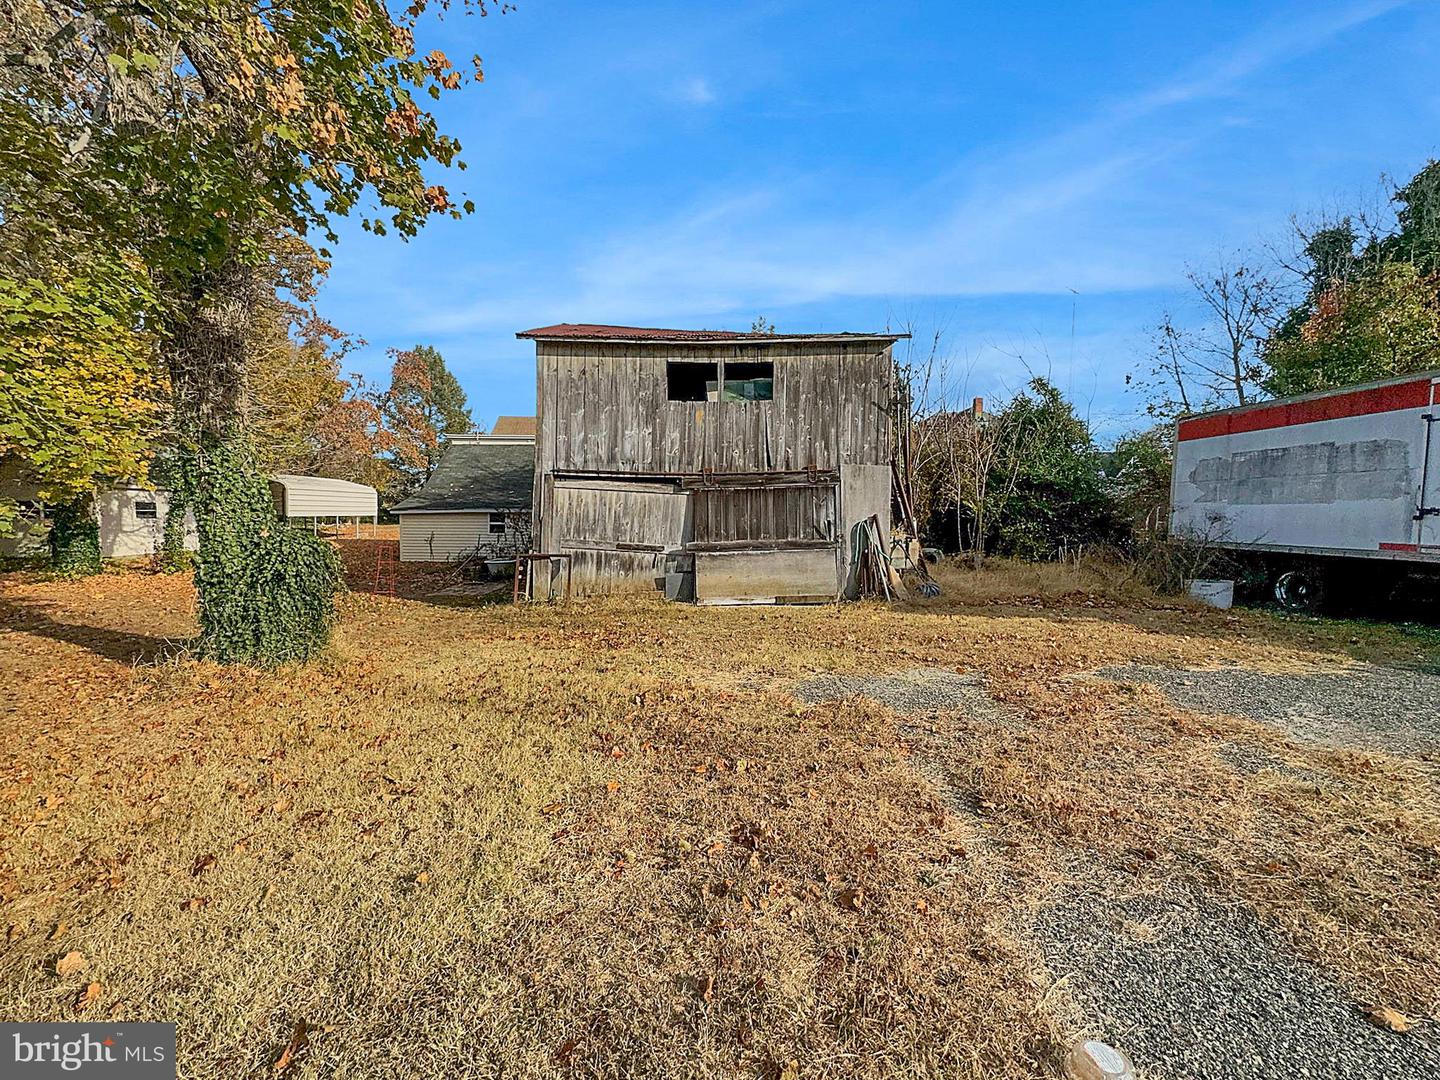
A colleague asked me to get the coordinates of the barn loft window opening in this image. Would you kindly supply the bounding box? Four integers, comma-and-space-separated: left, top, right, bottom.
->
134, 500, 158, 519
666, 359, 775, 402
666, 360, 714, 402
488, 514, 507, 534
722, 360, 774, 401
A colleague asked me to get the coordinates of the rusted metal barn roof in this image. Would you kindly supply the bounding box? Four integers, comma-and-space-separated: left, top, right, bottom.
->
517, 323, 908, 344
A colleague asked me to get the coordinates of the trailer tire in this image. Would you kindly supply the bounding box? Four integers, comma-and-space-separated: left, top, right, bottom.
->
1274, 568, 1324, 614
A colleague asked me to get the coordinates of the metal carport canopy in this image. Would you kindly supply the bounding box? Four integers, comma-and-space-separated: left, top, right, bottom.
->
271, 474, 379, 518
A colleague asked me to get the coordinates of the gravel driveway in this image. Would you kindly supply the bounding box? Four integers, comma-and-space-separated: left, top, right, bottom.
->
1036, 884, 1440, 1080
1099, 663, 1440, 758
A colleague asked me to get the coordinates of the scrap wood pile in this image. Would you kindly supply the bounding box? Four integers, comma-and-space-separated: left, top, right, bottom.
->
850, 515, 897, 599
886, 458, 942, 599
849, 514, 941, 600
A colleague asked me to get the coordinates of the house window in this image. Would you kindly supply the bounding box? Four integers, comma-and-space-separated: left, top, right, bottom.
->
721, 360, 774, 401
134, 501, 159, 520
666, 361, 716, 402
488, 514, 506, 534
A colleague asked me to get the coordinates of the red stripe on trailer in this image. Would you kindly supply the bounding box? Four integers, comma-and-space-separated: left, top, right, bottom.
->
1177, 379, 1434, 441
1380, 542, 1419, 552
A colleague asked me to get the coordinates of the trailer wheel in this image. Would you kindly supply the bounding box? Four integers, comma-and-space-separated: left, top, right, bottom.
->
1274, 568, 1324, 613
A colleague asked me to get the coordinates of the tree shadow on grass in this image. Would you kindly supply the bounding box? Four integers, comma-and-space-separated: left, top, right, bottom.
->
0, 597, 182, 665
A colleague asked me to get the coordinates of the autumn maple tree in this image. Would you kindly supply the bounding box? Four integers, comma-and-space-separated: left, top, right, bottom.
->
380, 344, 473, 501
1, 0, 502, 660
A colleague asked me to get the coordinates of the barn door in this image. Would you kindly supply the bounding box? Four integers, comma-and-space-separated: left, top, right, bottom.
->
548, 479, 690, 594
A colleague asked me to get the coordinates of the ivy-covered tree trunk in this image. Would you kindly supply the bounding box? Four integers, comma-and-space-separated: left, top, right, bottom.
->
49, 493, 101, 576
166, 264, 341, 665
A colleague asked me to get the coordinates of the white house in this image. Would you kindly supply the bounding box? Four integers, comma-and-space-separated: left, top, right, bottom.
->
392, 431, 535, 562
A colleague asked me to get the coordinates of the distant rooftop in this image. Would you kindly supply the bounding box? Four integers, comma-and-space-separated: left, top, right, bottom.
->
517, 323, 909, 344
390, 440, 534, 514
490, 415, 538, 437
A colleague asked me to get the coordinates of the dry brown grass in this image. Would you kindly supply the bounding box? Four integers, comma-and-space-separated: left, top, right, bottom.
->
1, 557, 1437, 1077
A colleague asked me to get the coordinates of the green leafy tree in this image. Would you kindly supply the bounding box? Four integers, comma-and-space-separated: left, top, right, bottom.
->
992, 378, 1117, 560
1103, 425, 1174, 535
2, 0, 500, 660
1385, 159, 1440, 273
1262, 162, 1440, 397
1265, 261, 1440, 397
0, 254, 160, 571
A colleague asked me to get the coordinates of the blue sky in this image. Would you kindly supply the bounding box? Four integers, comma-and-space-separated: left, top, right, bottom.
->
316, 0, 1440, 442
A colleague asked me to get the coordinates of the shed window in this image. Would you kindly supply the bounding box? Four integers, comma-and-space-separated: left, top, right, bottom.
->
721, 360, 774, 401
134, 501, 159, 520
666, 361, 715, 402
488, 514, 506, 534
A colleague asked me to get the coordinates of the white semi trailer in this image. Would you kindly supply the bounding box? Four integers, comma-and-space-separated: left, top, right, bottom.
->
1170, 369, 1440, 611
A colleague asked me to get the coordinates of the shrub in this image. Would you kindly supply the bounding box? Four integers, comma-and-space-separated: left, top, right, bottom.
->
186, 437, 343, 665
49, 499, 101, 576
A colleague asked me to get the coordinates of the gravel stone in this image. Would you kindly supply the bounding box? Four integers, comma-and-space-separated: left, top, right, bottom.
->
1099, 663, 1440, 757
1035, 884, 1440, 1080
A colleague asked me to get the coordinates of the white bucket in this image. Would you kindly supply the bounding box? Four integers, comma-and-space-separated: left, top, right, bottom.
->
1186, 578, 1235, 609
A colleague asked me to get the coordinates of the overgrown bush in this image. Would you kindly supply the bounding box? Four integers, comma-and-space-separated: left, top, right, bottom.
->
185, 437, 342, 665
49, 499, 101, 576
244, 526, 345, 664
1117, 532, 1236, 596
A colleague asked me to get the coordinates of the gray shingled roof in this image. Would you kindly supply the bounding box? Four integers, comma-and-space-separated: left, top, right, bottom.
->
390, 440, 535, 513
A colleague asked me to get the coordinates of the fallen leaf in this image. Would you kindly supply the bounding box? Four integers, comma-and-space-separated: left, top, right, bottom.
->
55, 950, 86, 977
180, 896, 209, 911
274, 1020, 308, 1073
540, 801, 564, 816
606, 781, 620, 793
552, 1034, 580, 1064
74, 982, 102, 1013
914, 898, 929, 913
272, 796, 292, 813
415, 871, 430, 885
699, 973, 715, 1003
190, 853, 215, 877
1366, 1005, 1412, 1033
48, 921, 67, 941
609, 746, 625, 759
837, 886, 865, 912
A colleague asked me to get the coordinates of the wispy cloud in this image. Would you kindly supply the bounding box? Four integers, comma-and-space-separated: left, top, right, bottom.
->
404, 0, 1412, 339
675, 76, 717, 105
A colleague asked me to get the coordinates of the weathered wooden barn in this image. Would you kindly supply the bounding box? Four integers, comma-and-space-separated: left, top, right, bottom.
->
519, 323, 905, 603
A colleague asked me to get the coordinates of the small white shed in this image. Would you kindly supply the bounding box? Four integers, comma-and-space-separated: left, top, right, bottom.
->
97, 486, 199, 558
392, 433, 535, 562
269, 475, 379, 524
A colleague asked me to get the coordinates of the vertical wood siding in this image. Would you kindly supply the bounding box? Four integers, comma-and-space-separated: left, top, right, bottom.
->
530, 338, 893, 597
534, 340, 892, 477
